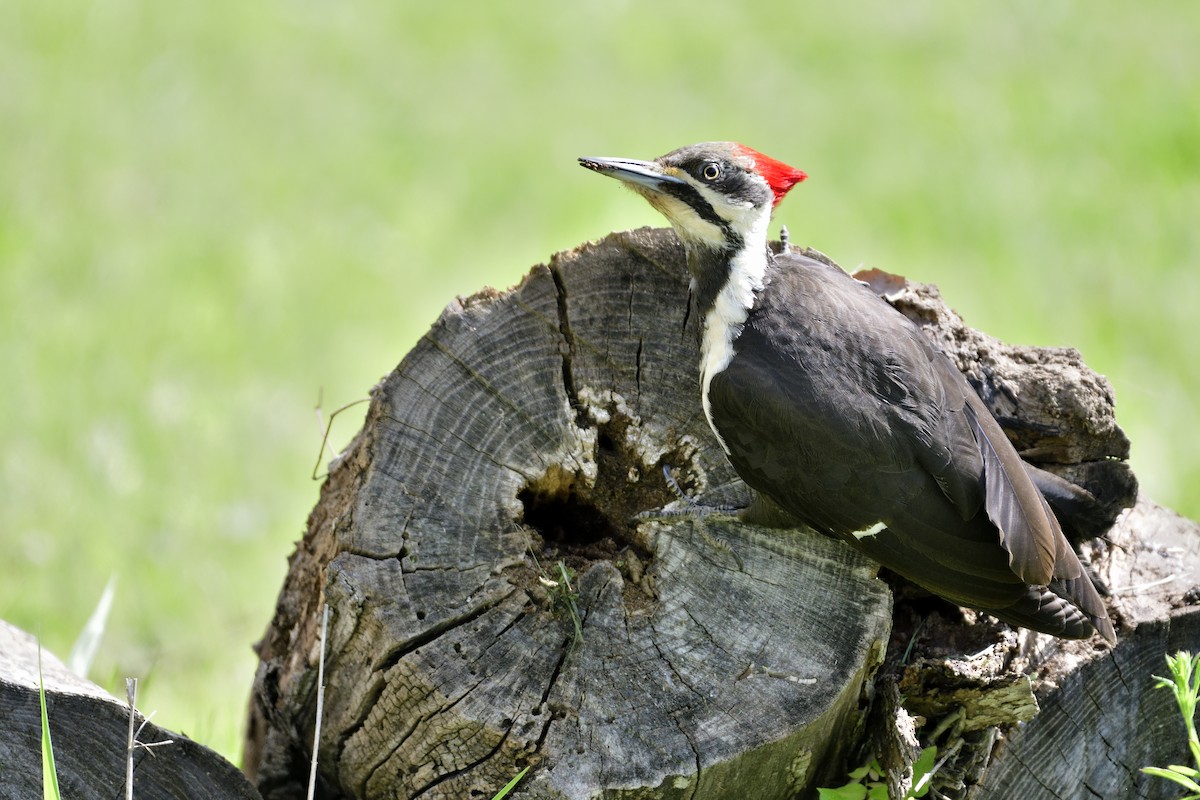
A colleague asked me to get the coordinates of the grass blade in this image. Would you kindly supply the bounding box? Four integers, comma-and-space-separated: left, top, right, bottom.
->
1141, 766, 1200, 793
38, 644, 62, 800
490, 766, 529, 800
126, 678, 138, 800
68, 574, 117, 678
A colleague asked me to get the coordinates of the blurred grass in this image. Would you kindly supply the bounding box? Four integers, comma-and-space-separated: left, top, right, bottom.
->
1, 0, 1196, 763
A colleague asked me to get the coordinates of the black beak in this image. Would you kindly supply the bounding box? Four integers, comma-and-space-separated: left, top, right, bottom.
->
578, 156, 689, 194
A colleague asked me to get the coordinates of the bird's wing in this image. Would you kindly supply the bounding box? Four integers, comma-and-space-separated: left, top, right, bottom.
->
869, 346, 985, 521
880, 325, 1061, 587
746, 256, 1064, 587
959, 388, 1060, 586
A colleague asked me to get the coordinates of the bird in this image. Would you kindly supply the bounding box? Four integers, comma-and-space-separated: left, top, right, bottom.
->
579, 142, 1115, 643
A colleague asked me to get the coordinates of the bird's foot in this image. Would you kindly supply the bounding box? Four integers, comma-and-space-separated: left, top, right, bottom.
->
636, 466, 746, 571
635, 465, 742, 520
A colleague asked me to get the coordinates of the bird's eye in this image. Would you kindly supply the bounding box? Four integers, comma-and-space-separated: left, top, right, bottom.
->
701, 163, 721, 181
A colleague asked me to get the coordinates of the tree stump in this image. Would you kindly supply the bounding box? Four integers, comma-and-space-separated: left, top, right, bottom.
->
245, 227, 1200, 799
0, 619, 261, 799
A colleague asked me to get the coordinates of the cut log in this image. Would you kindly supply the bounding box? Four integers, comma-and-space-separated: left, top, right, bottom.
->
0, 619, 261, 799
960, 500, 1200, 799
245, 227, 1200, 799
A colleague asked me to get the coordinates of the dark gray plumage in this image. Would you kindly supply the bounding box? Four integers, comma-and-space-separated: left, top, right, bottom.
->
581, 142, 1115, 643
710, 252, 1112, 641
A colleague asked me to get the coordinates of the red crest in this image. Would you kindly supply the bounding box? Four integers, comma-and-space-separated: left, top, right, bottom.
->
737, 145, 808, 208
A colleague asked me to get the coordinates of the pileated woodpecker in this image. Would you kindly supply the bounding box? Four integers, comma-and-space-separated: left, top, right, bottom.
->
580, 142, 1115, 643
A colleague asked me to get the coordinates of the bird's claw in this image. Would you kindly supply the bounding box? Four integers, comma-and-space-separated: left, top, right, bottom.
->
635, 465, 742, 520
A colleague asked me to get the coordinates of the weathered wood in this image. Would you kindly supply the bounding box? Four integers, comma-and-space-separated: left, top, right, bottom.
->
0, 619, 261, 800
246, 227, 1200, 799
960, 500, 1200, 799
245, 228, 891, 799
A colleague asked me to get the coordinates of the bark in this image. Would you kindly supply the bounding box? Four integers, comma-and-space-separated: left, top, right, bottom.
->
245, 227, 1199, 799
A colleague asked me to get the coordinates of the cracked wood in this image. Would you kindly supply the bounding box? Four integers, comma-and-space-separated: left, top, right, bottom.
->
245, 227, 1200, 800
244, 228, 892, 799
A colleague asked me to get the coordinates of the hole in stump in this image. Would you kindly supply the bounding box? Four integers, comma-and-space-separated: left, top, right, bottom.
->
518, 414, 691, 605
519, 478, 622, 552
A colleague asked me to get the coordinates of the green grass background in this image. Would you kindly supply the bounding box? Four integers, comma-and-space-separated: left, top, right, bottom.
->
2, 0, 1196, 763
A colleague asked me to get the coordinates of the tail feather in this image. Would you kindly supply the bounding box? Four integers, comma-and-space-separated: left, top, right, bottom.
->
985, 579, 1115, 644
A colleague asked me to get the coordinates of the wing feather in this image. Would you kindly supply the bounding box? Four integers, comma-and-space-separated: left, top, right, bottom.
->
961, 392, 1057, 586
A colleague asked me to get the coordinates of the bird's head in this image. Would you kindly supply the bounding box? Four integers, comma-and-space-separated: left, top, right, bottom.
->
579, 142, 807, 252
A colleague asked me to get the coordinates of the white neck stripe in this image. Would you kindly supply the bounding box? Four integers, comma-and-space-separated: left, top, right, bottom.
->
698, 204, 773, 454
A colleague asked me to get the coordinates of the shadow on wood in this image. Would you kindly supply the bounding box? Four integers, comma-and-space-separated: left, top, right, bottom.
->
0, 620, 261, 799
244, 227, 1200, 799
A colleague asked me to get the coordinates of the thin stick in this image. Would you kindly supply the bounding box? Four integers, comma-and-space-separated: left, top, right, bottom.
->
311, 398, 370, 480
124, 677, 173, 800
308, 605, 330, 800
1111, 574, 1176, 595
